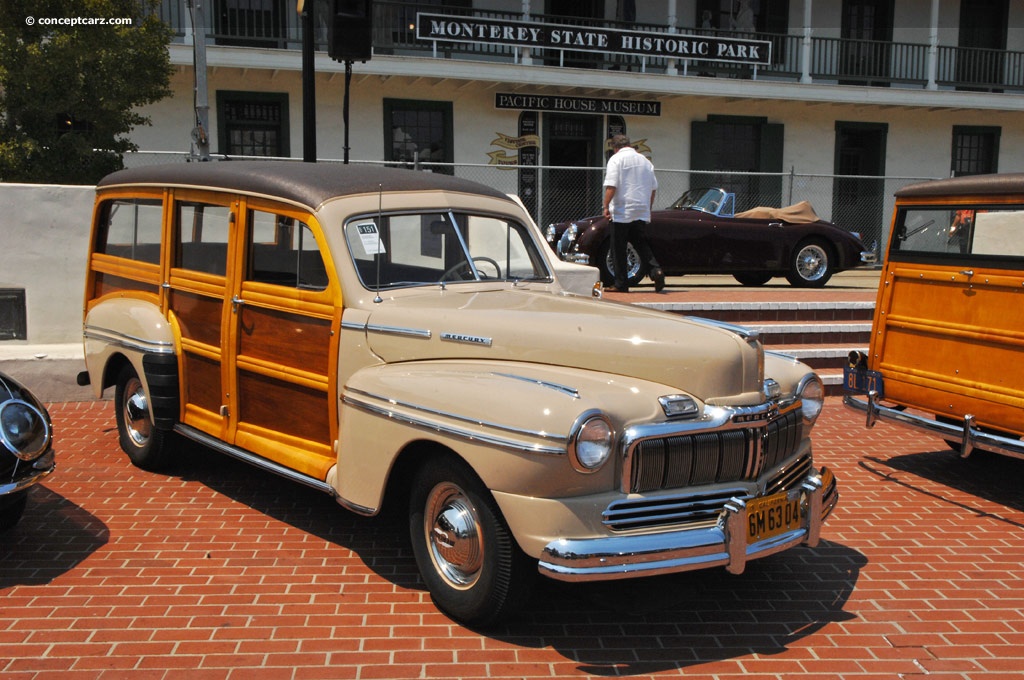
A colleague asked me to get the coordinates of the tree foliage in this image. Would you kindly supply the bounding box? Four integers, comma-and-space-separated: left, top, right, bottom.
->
0, 0, 172, 184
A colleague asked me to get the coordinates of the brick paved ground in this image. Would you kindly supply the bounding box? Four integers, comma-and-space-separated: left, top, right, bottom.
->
3, 395, 1024, 680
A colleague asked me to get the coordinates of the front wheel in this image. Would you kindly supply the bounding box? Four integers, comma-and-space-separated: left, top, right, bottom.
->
597, 240, 646, 287
409, 455, 535, 626
734, 272, 772, 286
114, 364, 173, 471
786, 238, 834, 288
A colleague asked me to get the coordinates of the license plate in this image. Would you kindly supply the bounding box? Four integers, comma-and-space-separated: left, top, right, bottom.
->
843, 366, 885, 398
746, 492, 803, 544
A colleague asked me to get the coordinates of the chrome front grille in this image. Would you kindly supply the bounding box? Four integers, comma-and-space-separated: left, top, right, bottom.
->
627, 407, 803, 494
605, 453, 814, 532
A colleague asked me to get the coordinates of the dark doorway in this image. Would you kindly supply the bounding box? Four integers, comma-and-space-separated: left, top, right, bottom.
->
840, 0, 893, 85
957, 0, 1008, 91
542, 114, 603, 227
690, 115, 784, 210
833, 122, 887, 243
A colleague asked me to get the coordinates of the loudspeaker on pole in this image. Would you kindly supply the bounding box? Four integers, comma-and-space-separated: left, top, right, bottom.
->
328, 0, 372, 63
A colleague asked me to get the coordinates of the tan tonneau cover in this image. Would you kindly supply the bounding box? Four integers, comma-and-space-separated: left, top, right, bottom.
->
735, 200, 820, 223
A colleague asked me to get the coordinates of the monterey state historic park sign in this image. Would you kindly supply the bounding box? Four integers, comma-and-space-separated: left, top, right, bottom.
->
415, 13, 772, 65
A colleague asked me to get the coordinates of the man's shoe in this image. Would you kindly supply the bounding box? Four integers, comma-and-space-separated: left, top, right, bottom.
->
652, 268, 666, 292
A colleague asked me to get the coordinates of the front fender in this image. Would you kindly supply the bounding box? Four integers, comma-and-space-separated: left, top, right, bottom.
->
335, 359, 679, 513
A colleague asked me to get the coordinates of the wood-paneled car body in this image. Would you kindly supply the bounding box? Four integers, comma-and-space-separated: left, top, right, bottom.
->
546, 187, 876, 288
845, 173, 1024, 461
0, 372, 56, 532
80, 162, 838, 626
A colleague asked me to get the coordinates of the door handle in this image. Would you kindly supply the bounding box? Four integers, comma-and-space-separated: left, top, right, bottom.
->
231, 295, 245, 311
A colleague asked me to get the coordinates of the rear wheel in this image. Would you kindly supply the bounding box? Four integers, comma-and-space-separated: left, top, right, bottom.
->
409, 455, 535, 626
114, 364, 173, 471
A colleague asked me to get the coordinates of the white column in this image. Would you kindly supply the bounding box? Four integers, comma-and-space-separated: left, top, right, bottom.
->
926, 0, 939, 89
800, 0, 812, 83
666, 0, 678, 76
521, 0, 532, 65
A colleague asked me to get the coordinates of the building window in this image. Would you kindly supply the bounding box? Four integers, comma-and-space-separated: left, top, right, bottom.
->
690, 115, 783, 210
952, 126, 1000, 176
214, 0, 285, 48
383, 99, 453, 173
216, 92, 289, 158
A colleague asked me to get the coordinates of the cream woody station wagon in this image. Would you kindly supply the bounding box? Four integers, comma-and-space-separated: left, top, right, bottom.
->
79, 161, 838, 626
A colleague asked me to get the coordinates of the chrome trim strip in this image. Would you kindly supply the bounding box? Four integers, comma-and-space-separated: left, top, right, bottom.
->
343, 389, 567, 455
366, 324, 431, 339
687, 316, 760, 342
0, 457, 55, 496
174, 423, 340, 496
492, 372, 580, 399
340, 320, 366, 331
84, 325, 175, 354
844, 393, 1024, 461
538, 467, 834, 582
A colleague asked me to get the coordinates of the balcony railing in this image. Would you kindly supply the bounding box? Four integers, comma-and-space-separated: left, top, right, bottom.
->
160, 1, 1024, 93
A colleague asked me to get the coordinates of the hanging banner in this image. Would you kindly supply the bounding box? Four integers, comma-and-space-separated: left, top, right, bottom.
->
416, 13, 771, 65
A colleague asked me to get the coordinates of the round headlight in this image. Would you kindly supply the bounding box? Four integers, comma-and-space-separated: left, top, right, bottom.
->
0, 399, 51, 461
797, 374, 825, 426
569, 411, 614, 473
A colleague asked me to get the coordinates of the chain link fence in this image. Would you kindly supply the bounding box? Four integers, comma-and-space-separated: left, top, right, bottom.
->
124, 151, 940, 253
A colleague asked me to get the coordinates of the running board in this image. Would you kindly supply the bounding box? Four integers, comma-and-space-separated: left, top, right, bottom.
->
174, 424, 338, 498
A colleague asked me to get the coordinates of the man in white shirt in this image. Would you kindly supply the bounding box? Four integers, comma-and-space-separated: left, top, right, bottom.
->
602, 134, 665, 292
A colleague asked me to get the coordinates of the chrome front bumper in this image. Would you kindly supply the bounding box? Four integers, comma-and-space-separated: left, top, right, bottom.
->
538, 467, 837, 582
0, 450, 56, 496
844, 392, 1024, 460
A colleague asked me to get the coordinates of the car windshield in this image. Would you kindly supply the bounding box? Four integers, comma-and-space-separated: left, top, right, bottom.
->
669, 188, 728, 214
345, 211, 552, 289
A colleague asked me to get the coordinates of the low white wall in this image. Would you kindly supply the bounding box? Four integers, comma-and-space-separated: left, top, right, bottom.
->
0, 184, 95, 347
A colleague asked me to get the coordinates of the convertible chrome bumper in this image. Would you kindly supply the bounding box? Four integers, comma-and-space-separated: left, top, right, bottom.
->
538, 467, 837, 582
844, 392, 1024, 461
0, 450, 56, 496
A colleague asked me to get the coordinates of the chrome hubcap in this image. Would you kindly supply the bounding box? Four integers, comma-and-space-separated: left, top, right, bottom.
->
796, 244, 828, 281
122, 376, 152, 447
605, 242, 641, 280
424, 482, 483, 589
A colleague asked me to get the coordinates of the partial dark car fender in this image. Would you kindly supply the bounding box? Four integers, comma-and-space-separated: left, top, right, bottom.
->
0, 372, 56, 532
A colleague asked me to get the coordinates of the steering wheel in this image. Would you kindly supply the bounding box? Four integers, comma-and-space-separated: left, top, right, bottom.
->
441, 256, 502, 282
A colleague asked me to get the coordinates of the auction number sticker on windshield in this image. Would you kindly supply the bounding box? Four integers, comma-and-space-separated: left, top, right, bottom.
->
746, 492, 802, 544
356, 222, 386, 255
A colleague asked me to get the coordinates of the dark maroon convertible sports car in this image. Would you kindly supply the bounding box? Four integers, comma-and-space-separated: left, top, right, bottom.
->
545, 188, 876, 288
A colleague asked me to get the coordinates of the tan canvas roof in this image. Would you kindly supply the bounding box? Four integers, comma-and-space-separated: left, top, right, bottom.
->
735, 200, 821, 223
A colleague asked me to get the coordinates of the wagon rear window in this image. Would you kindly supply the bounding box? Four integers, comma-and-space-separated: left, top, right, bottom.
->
96, 199, 163, 264
892, 205, 1024, 261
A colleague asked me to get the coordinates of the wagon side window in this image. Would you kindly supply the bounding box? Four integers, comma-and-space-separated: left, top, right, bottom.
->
893, 206, 1024, 260
971, 210, 1024, 257
96, 199, 163, 264
175, 201, 231, 276
247, 209, 328, 290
